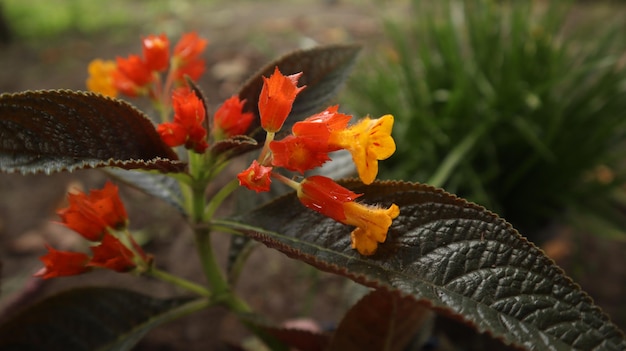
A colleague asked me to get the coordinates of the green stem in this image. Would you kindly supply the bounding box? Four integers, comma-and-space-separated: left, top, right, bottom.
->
204, 178, 240, 221
149, 268, 211, 297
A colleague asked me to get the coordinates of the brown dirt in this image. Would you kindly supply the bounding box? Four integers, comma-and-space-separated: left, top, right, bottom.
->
0, 1, 624, 350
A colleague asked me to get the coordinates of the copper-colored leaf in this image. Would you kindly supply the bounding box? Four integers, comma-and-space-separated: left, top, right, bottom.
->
329, 288, 434, 351
223, 180, 626, 350
0, 90, 184, 174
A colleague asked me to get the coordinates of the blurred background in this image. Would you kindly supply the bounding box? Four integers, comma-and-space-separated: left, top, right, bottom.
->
0, 0, 624, 349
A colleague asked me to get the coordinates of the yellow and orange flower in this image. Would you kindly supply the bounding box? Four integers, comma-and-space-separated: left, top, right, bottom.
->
296, 175, 399, 255
329, 114, 396, 185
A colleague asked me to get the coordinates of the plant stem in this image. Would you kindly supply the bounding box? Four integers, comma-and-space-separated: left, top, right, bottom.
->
204, 178, 240, 221
149, 267, 211, 297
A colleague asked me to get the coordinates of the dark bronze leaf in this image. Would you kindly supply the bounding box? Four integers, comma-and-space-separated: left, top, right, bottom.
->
224, 180, 626, 350
0, 287, 200, 351
0, 90, 185, 174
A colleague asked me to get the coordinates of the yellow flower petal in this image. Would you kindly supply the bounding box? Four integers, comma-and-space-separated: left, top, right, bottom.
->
86, 59, 118, 97
330, 114, 396, 184
343, 201, 400, 255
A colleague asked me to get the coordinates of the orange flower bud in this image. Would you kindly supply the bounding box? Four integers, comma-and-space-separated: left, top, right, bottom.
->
88, 234, 137, 273
57, 181, 127, 241
238, 160, 273, 193
269, 135, 331, 173
34, 245, 91, 279
142, 33, 170, 72
213, 96, 254, 139
259, 67, 305, 133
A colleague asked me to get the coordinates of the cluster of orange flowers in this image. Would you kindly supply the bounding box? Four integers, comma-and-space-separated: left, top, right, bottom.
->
237, 67, 399, 255
37, 32, 400, 278
35, 182, 147, 278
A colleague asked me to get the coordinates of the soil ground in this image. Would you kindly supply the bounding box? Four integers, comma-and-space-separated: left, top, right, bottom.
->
0, 1, 624, 350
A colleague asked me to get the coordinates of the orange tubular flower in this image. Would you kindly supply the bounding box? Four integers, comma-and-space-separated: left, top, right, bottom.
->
297, 175, 399, 256
329, 114, 396, 185
86, 59, 118, 97
57, 181, 128, 241
172, 32, 208, 82
34, 245, 91, 279
297, 176, 361, 222
142, 33, 170, 72
157, 87, 209, 153
292, 105, 352, 141
259, 67, 306, 133
89, 234, 137, 273
269, 135, 331, 173
112, 54, 153, 96
213, 96, 254, 139
237, 160, 273, 192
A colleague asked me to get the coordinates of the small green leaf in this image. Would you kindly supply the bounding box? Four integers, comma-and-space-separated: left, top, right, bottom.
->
0, 287, 207, 351
238, 44, 361, 141
329, 288, 434, 351
223, 180, 626, 350
0, 90, 185, 175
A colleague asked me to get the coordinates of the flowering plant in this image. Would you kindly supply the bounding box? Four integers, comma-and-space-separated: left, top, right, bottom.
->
0, 32, 624, 350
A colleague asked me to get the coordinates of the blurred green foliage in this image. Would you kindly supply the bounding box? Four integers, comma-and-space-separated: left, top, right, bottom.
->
346, 0, 626, 238
2, 0, 176, 41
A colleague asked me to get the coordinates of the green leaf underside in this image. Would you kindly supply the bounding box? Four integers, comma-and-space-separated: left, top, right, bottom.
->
0, 90, 184, 175
226, 180, 626, 350
106, 168, 186, 216
0, 287, 201, 351
329, 288, 434, 351
238, 44, 361, 141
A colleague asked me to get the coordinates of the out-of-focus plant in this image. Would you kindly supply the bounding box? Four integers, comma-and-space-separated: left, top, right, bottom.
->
346, 0, 626, 237
0, 30, 624, 350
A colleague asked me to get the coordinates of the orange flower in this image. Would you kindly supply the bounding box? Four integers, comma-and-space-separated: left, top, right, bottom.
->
89, 234, 137, 272
259, 67, 305, 133
238, 160, 273, 192
213, 95, 254, 139
296, 175, 399, 256
269, 135, 331, 173
173, 32, 208, 63
329, 114, 396, 185
57, 181, 128, 241
292, 105, 351, 142
142, 33, 170, 72
112, 54, 153, 96
34, 245, 91, 279
173, 32, 208, 82
157, 122, 187, 147
157, 87, 209, 153
297, 176, 361, 222
86, 59, 117, 97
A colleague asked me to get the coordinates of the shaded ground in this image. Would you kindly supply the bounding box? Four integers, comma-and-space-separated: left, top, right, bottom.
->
0, 1, 624, 350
